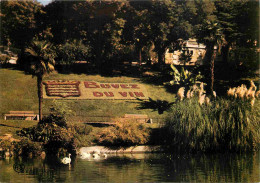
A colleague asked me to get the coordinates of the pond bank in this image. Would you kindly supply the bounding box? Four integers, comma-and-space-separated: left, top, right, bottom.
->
79, 145, 163, 154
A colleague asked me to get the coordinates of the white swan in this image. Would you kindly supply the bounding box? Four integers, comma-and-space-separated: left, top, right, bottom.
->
92, 149, 100, 154
80, 152, 91, 159
92, 153, 100, 159
100, 153, 107, 159
61, 153, 71, 165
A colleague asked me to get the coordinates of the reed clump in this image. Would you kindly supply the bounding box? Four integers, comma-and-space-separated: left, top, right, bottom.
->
95, 118, 150, 146
163, 82, 260, 153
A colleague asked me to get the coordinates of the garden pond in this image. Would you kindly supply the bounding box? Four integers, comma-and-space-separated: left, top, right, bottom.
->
0, 151, 259, 182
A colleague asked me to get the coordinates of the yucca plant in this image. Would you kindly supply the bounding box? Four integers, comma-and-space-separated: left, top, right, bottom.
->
170, 64, 203, 90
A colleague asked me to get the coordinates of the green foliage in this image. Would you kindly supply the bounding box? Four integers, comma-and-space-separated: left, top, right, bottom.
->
96, 119, 150, 146
73, 134, 92, 149
71, 124, 93, 135
14, 101, 95, 156
229, 47, 259, 76
16, 103, 77, 156
169, 64, 203, 88
0, 140, 13, 152
0, 1, 43, 49
214, 0, 258, 49
23, 40, 56, 121
0, 54, 10, 64
54, 41, 90, 65
148, 0, 178, 64
162, 97, 260, 153
196, 20, 223, 47
178, 50, 192, 65
25, 40, 55, 76
70, 124, 93, 149
137, 97, 174, 114
46, 100, 74, 126
17, 119, 75, 156
14, 139, 42, 157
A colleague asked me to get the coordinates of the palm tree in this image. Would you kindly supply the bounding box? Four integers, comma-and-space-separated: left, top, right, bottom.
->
25, 40, 55, 122
197, 20, 224, 94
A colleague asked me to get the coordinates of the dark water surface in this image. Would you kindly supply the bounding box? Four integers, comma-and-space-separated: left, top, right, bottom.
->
0, 152, 259, 182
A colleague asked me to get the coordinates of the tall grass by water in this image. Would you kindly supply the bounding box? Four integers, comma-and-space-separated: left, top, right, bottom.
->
163, 96, 260, 152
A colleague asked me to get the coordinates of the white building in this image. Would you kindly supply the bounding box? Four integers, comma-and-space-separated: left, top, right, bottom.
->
165, 39, 218, 65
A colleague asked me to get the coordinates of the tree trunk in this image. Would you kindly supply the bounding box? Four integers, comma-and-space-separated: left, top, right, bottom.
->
205, 43, 216, 95
157, 49, 165, 65
96, 33, 102, 70
209, 44, 217, 95
37, 75, 43, 122
222, 43, 230, 63
138, 47, 142, 66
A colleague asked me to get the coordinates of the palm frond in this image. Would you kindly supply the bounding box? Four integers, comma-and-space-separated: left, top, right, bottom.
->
25, 48, 38, 57
26, 40, 55, 76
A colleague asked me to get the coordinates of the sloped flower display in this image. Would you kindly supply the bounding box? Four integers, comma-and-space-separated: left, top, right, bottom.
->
43, 80, 81, 98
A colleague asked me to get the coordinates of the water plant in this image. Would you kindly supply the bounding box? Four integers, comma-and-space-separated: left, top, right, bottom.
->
96, 118, 150, 146
163, 82, 260, 153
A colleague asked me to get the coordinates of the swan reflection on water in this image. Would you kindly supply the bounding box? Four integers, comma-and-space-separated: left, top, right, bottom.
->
5, 152, 259, 183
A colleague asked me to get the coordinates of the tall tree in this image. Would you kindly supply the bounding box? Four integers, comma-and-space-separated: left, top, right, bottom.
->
148, 0, 177, 65
25, 40, 55, 121
123, 1, 152, 65
193, 0, 224, 94
0, 0, 43, 50
214, 0, 259, 63
44, 1, 81, 44
84, 0, 126, 67
197, 20, 223, 94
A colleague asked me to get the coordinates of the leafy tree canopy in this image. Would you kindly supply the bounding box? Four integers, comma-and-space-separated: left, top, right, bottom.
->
0, 0, 44, 49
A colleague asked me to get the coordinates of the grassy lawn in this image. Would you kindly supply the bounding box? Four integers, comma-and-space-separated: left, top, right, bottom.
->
0, 120, 38, 138
0, 68, 173, 136
2, 67, 258, 139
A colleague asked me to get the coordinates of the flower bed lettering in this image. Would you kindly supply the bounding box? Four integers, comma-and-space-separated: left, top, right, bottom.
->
43, 80, 81, 98
43, 81, 148, 100
83, 81, 148, 99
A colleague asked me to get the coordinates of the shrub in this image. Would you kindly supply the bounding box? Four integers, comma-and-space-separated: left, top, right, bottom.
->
17, 118, 76, 156
42, 124, 75, 155
13, 139, 42, 157
73, 133, 92, 149
39, 99, 74, 128
0, 139, 13, 152
17, 102, 77, 156
0, 54, 10, 64
229, 47, 259, 77
96, 118, 150, 146
71, 124, 93, 135
162, 97, 260, 153
169, 64, 203, 90
63, 124, 93, 149
54, 40, 90, 65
